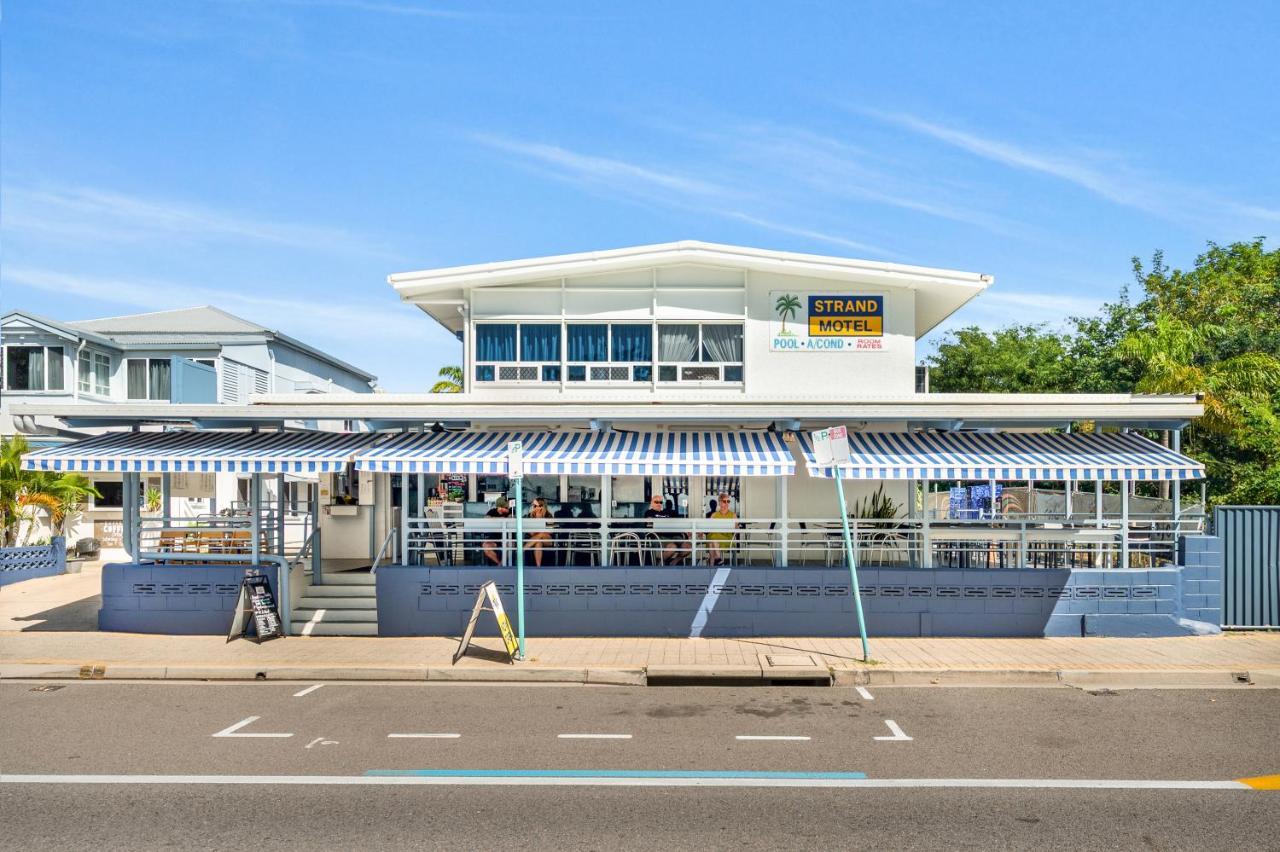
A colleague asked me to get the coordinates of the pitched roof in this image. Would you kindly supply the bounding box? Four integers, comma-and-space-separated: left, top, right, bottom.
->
67, 306, 265, 335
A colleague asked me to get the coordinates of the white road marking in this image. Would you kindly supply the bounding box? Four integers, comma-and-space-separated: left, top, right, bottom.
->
874, 720, 913, 741
387, 733, 461, 739
211, 717, 293, 738
735, 735, 811, 741
300, 609, 326, 637
293, 684, 324, 698
0, 774, 1254, 790
557, 734, 633, 740
856, 687, 874, 701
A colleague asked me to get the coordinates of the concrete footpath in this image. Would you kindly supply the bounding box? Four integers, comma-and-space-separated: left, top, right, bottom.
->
2, 565, 1277, 687
3, 630, 1278, 688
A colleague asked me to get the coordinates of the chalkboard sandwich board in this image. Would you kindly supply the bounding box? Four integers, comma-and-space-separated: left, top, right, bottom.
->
227, 573, 284, 644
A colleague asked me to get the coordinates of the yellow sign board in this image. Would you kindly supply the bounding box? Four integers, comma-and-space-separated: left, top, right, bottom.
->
454, 580, 519, 664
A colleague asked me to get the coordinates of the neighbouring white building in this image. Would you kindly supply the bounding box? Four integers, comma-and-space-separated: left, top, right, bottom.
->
2, 306, 376, 551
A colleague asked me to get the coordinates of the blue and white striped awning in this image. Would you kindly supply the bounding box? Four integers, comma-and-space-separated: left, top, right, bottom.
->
21, 430, 381, 474
797, 430, 1205, 481
354, 430, 796, 476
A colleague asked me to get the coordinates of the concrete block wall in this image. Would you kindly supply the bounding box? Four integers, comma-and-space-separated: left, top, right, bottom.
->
99, 562, 278, 634
376, 553, 1219, 639
1178, 534, 1223, 630
0, 537, 66, 587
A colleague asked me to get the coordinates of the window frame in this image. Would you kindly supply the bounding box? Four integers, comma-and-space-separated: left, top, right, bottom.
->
3, 344, 66, 392
77, 349, 113, 397
656, 321, 744, 385
125, 357, 173, 401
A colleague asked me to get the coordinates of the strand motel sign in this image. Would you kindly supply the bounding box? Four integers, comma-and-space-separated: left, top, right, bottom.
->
771, 292, 884, 351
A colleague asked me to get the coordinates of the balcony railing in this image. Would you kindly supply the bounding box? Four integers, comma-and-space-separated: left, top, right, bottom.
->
397, 515, 1204, 570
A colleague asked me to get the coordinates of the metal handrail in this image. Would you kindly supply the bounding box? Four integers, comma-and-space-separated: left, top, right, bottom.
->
292, 528, 319, 574
371, 526, 398, 574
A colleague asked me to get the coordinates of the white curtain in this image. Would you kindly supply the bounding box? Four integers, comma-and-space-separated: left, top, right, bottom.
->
701, 325, 743, 362
659, 325, 698, 361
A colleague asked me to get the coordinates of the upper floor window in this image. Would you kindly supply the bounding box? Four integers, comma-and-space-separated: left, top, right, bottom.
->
126, 358, 171, 401
565, 324, 651, 382
658, 323, 743, 382
475, 323, 562, 382
78, 350, 111, 396
4, 345, 64, 392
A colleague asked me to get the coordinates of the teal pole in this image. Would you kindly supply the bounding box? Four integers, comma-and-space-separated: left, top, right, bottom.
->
515, 477, 525, 660
833, 472, 870, 662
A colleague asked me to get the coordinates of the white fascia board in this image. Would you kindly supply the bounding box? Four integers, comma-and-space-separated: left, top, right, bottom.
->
389, 241, 991, 298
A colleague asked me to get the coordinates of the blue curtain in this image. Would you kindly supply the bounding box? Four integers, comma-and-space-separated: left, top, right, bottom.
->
568, 324, 608, 362
611, 325, 652, 362
520, 324, 561, 362
476, 324, 516, 361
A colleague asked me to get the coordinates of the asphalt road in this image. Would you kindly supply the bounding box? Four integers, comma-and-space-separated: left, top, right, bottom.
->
1, 682, 1277, 850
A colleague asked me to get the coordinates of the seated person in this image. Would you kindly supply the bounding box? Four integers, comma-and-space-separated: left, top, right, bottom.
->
706, 493, 737, 566
525, 497, 555, 567
481, 496, 511, 566
644, 495, 691, 565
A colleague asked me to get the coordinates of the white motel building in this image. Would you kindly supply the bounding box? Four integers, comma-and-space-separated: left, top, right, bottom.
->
15, 241, 1217, 640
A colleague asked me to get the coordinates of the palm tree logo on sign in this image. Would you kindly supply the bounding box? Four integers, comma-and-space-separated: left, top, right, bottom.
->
774, 293, 802, 336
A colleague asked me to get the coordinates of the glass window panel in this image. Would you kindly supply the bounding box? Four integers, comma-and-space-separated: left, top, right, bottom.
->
520, 324, 561, 362
567, 324, 608, 362
610, 324, 651, 362
633, 365, 652, 382
46, 347, 64, 390
148, 358, 171, 401
567, 365, 586, 381
723, 364, 743, 382
475, 364, 495, 382
701, 324, 743, 362
658, 325, 698, 362
658, 365, 677, 382
681, 366, 720, 381
541, 365, 561, 382
94, 354, 111, 395
6, 347, 41, 390
126, 360, 147, 399
476, 324, 516, 361
78, 351, 92, 393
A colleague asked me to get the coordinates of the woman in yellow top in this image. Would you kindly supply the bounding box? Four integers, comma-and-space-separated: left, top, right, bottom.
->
706, 493, 736, 566
526, 498, 554, 567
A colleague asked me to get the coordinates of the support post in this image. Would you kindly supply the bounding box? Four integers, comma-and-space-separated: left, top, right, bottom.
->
1172, 428, 1182, 547
311, 482, 322, 583
775, 473, 788, 565
123, 472, 140, 560
400, 474, 409, 566
251, 474, 261, 566
921, 479, 932, 568
276, 473, 285, 557
1120, 485, 1130, 570
600, 474, 612, 567
834, 475, 870, 662
515, 475, 525, 660
160, 472, 171, 522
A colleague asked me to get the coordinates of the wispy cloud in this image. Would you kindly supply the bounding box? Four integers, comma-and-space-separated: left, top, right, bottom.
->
266, 0, 491, 20
3, 266, 425, 345
863, 109, 1280, 231
469, 132, 896, 257
5, 184, 396, 258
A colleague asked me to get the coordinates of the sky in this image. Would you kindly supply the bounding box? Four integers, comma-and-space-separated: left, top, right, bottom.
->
3, 1, 1278, 391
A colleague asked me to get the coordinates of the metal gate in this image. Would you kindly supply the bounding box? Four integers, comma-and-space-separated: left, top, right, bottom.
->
1215, 506, 1280, 629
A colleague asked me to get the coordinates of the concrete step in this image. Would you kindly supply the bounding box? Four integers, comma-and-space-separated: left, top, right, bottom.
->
292, 608, 377, 623
302, 584, 376, 598
296, 595, 377, 610
313, 571, 375, 585
288, 621, 378, 637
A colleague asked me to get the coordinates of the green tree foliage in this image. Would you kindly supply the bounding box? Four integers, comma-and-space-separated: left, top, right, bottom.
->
925, 239, 1280, 504
0, 435, 101, 545
429, 365, 463, 394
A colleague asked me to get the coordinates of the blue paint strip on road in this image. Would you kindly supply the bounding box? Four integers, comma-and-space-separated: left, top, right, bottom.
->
365, 768, 868, 780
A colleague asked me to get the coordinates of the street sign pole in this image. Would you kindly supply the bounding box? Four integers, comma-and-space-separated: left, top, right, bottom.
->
508, 441, 525, 661
812, 426, 870, 662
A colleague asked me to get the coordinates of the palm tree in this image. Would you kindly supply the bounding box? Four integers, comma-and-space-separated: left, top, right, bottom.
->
1118, 315, 1280, 434
0, 435, 100, 545
775, 294, 802, 335
430, 365, 464, 393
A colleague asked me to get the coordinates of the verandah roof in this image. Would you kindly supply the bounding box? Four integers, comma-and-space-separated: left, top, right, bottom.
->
796, 430, 1204, 481
353, 430, 796, 476
20, 430, 381, 474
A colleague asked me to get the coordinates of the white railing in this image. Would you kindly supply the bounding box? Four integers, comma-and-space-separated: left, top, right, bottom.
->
396, 515, 1203, 570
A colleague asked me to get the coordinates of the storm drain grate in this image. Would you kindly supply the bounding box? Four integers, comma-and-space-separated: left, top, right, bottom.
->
765, 654, 820, 667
